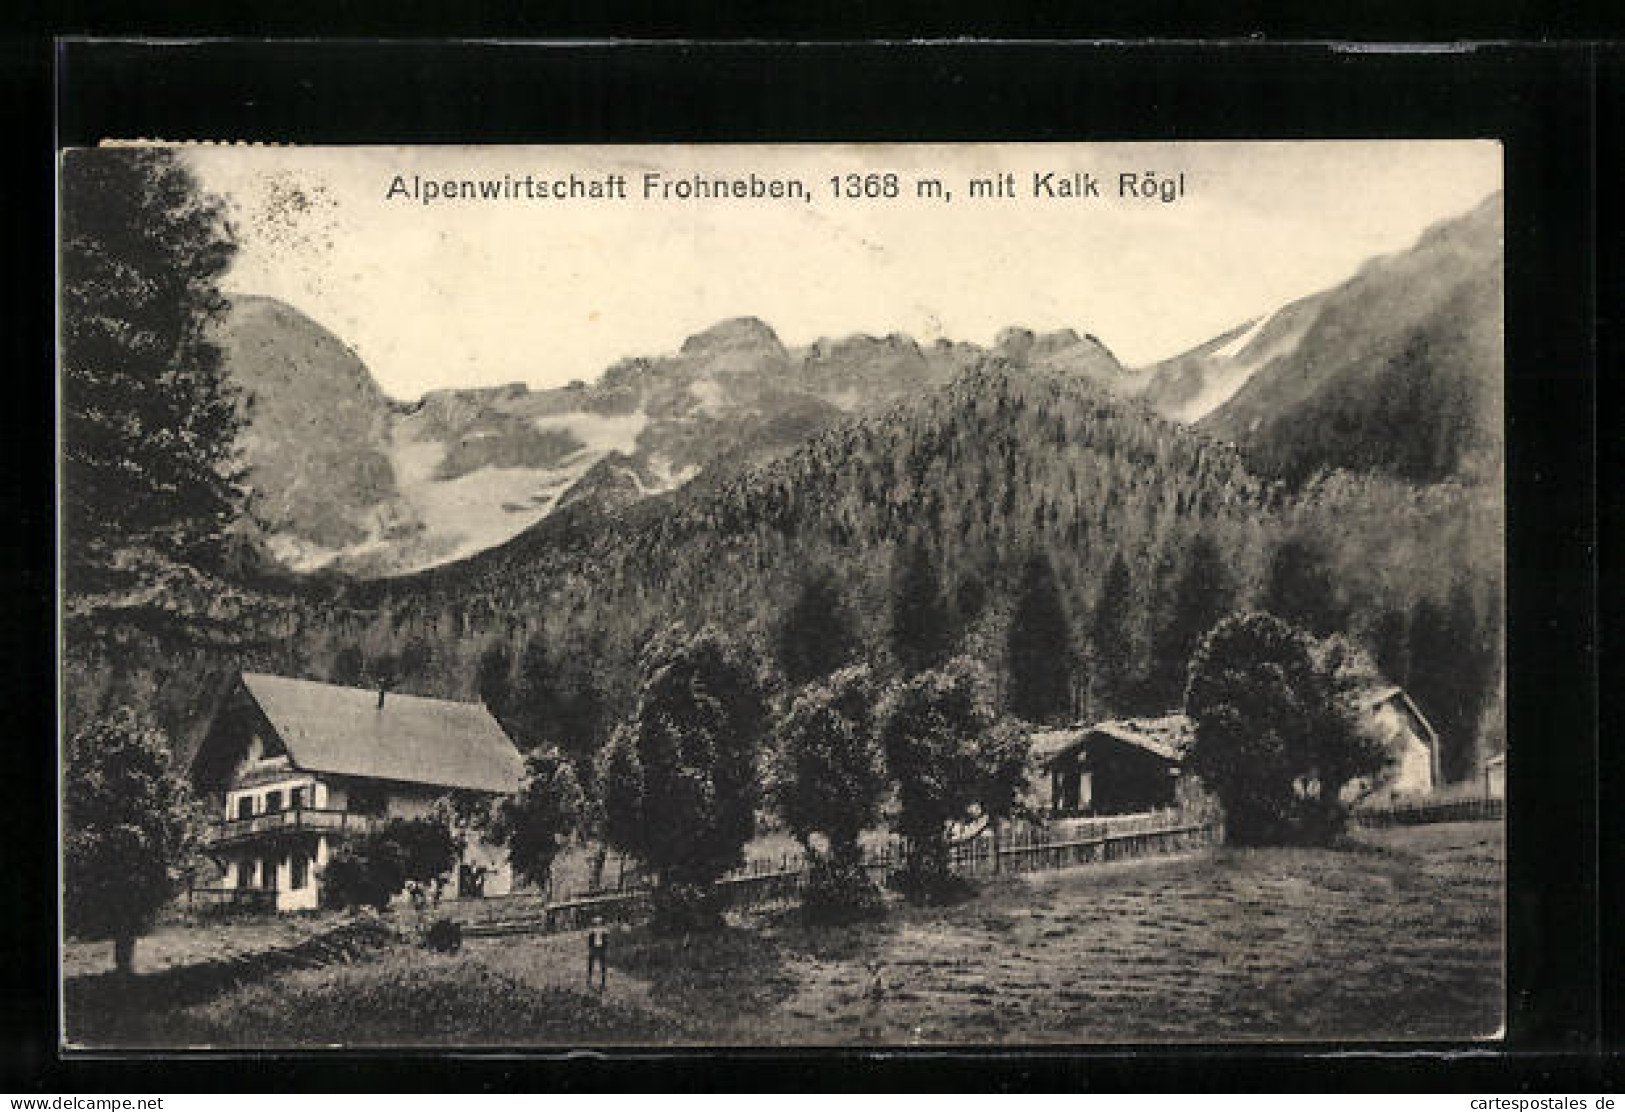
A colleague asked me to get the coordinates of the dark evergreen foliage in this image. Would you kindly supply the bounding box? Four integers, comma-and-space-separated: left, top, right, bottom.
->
890, 540, 954, 674
60, 148, 244, 586
1147, 534, 1233, 711
1263, 535, 1347, 636
1407, 583, 1499, 782
774, 567, 861, 686
1004, 551, 1075, 724
1091, 552, 1136, 714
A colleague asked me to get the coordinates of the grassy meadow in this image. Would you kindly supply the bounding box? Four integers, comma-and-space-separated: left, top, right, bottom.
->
76, 819, 1502, 1047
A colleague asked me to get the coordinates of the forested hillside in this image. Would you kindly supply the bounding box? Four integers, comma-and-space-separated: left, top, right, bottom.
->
63, 352, 1504, 783
1200, 192, 1503, 488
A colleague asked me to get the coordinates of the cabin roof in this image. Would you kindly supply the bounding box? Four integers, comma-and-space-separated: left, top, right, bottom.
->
235, 672, 525, 795
1351, 684, 1440, 747
1033, 715, 1194, 768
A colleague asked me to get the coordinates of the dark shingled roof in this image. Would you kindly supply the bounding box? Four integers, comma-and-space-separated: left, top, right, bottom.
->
1031, 715, 1194, 768
239, 672, 525, 794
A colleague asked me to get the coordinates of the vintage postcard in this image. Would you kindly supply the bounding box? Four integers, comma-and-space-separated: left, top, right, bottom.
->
58, 141, 1505, 1048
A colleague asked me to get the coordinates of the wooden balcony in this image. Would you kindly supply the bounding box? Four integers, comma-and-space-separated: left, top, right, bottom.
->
204, 806, 382, 848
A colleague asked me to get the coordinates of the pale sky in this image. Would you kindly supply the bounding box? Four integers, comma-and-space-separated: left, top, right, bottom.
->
184, 142, 1501, 401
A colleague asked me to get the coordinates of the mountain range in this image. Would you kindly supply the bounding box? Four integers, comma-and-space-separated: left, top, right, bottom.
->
217, 191, 1501, 579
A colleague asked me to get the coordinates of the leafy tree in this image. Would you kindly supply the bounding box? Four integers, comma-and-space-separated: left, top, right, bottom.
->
770, 666, 887, 917
60, 148, 243, 585
488, 746, 585, 890
771, 665, 885, 865
1091, 552, 1135, 713
600, 626, 767, 928
773, 566, 860, 686
890, 540, 953, 674
64, 709, 200, 974
876, 659, 1002, 897
1148, 534, 1232, 710
1263, 535, 1346, 636
1184, 612, 1388, 845
1005, 551, 1075, 724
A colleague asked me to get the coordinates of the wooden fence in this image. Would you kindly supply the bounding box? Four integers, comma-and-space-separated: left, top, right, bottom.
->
459, 815, 1218, 938
1354, 796, 1503, 828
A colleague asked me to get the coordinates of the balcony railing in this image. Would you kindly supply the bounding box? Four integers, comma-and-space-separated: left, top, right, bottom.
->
204, 806, 383, 847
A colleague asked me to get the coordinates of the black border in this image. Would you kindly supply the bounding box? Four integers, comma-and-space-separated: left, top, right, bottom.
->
8, 38, 1610, 1091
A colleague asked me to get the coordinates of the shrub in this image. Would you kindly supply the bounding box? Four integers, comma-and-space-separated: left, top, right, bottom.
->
422, 918, 464, 954
321, 838, 405, 912
798, 856, 884, 925
648, 882, 724, 935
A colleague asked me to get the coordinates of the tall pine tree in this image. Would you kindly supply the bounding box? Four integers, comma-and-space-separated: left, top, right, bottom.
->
774, 566, 860, 686
890, 540, 953, 674
1091, 551, 1135, 714
1263, 536, 1347, 636
60, 148, 244, 585
1005, 551, 1075, 724
1148, 534, 1233, 710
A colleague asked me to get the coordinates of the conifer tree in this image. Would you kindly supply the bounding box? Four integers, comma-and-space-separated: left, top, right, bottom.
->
1091, 552, 1135, 713
1263, 535, 1347, 636
60, 148, 244, 585
890, 540, 953, 674
774, 566, 860, 686
1148, 534, 1233, 710
1005, 551, 1075, 724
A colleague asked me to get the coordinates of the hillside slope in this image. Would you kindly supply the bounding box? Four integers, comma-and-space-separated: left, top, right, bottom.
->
214, 296, 405, 556
1198, 192, 1503, 486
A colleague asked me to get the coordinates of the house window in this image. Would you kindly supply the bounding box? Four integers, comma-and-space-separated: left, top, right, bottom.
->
263, 859, 278, 891
239, 859, 256, 888
236, 796, 254, 820
290, 852, 308, 890
265, 790, 283, 813
290, 786, 305, 810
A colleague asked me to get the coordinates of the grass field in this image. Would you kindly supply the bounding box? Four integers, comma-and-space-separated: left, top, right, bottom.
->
81, 820, 1502, 1047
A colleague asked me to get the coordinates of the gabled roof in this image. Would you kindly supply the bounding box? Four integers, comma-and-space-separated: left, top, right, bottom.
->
1351, 685, 1439, 748
1032, 715, 1194, 768
1088, 715, 1194, 763
1028, 728, 1087, 764
236, 672, 525, 794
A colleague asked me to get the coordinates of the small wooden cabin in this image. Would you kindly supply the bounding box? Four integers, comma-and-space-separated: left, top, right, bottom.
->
1030, 716, 1193, 817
